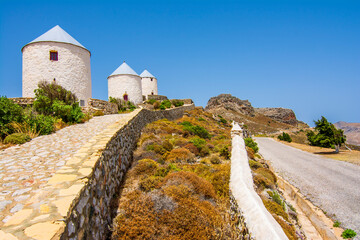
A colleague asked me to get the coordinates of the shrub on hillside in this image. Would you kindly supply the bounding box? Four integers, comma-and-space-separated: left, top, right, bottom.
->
244, 137, 259, 153
166, 148, 195, 163
34, 82, 84, 123
4, 133, 31, 144
278, 132, 292, 142
134, 159, 159, 175
181, 121, 211, 139
0, 96, 24, 138
171, 100, 184, 107
219, 146, 231, 159
160, 100, 172, 109
153, 101, 160, 109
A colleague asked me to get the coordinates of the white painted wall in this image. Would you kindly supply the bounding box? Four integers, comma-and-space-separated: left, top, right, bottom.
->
22, 42, 91, 105
230, 122, 288, 240
108, 75, 143, 104
141, 77, 158, 99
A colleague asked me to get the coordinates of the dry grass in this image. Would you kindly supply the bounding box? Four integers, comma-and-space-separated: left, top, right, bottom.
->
278, 140, 360, 166
112, 108, 236, 239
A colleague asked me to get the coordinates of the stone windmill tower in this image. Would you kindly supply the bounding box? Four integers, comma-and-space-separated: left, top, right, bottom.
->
140, 70, 158, 99
22, 25, 91, 106
108, 62, 143, 104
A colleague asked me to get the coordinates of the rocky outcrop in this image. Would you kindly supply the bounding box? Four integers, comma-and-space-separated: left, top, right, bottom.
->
205, 94, 255, 117
255, 108, 298, 126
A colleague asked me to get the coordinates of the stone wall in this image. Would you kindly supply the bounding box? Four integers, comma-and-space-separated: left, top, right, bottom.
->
147, 95, 168, 101
60, 104, 195, 239
82, 98, 118, 115
9, 97, 35, 107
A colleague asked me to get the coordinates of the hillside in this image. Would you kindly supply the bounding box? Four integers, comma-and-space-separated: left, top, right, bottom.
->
334, 121, 360, 146
205, 94, 306, 135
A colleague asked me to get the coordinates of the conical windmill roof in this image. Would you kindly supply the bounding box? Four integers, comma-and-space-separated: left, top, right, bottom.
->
109, 62, 139, 77
22, 25, 89, 52
140, 70, 156, 78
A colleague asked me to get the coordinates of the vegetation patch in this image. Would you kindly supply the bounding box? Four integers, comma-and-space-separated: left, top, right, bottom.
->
112, 108, 236, 239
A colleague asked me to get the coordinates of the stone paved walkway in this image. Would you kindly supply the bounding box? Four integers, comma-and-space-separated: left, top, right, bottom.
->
0, 114, 128, 226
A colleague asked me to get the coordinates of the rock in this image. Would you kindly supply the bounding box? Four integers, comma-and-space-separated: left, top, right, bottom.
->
255, 107, 298, 126
205, 94, 255, 117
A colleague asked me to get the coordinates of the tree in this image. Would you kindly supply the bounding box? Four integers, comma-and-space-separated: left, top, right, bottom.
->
307, 116, 346, 153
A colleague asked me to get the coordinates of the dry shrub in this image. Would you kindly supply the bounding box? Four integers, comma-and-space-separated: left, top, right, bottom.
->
246, 147, 255, 159
139, 176, 163, 192
253, 174, 274, 190
134, 159, 159, 175
133, 149, 160, 162
158, 192, 222, 239
112, 191, 158, 239
273, 215, 297, 240
210, 164, 230, 198
263, 200, 289, 221
144, 119, 183, 135
249, 159, 262, 170
255, 168, 277, 185
162, 139, 173, 152
9, 121, 40, 139
139, 133, 159, 148
184, 143, 199, 155
210, 155, 221, 164
166, 148, 195, 163
162, 171, 216, 199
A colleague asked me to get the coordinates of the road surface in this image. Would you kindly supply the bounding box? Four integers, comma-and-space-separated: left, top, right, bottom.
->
255, 138, 360, 237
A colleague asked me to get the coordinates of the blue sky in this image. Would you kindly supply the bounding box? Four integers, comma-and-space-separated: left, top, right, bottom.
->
0, 0, 359, 126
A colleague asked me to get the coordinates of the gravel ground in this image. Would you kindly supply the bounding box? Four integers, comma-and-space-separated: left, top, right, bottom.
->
255, 137, 360, 238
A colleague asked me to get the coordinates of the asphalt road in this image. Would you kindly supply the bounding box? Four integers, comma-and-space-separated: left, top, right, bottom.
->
255, 138, 360, 237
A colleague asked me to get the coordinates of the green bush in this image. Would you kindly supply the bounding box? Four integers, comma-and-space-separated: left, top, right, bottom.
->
244, 138, 259, 153
147, 99, 156, 104
4, 133, 31, 144
160, 100, 172, 109
0, 96, 24, 138
24, 114, 55, 135
190, 137, 206, 150
341, 229, 356, 239
33, 82, 84, 123
278, 132, 292, 142
181, 121, 211, 139
333, 221, 340, 228
171, 100, 184, 107
220, 146, 231, 159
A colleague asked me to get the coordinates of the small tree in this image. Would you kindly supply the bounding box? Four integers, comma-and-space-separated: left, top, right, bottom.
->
278, 132, 292, 142
307, 116, 346, 153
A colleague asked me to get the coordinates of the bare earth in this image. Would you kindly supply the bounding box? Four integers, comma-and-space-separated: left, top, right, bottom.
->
255, 137, 360, 238
278, 140, 360, 166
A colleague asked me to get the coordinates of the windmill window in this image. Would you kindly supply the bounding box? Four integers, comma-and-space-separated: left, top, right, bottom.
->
151, 78, 153, 81
80, 100, 85, 106
123, 93, 128, 101
50, 51, 58, 61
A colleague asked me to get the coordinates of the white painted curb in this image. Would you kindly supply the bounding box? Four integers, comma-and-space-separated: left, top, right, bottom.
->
230, 122, 288, 240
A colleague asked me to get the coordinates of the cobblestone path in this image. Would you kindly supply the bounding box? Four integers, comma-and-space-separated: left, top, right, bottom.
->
0, 114, 128, 226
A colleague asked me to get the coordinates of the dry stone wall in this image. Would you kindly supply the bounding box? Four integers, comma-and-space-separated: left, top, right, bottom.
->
82, 98, 118, 115
60, 104, 195, 239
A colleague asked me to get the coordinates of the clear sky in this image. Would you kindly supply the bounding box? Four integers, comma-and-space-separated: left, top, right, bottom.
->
0, 0, 359, 126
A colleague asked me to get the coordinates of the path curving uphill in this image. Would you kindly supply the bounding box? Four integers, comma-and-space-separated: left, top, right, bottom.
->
255, 137, 360, 237
0, 114, 129, 226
